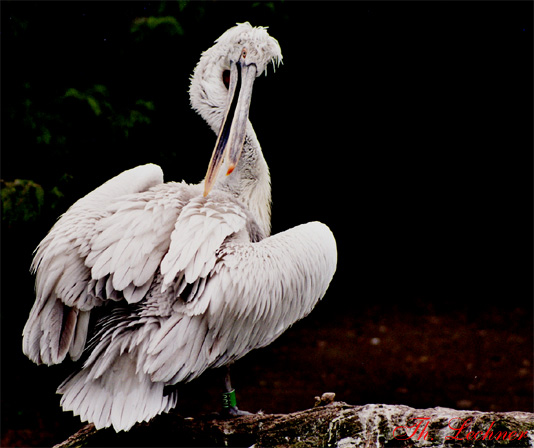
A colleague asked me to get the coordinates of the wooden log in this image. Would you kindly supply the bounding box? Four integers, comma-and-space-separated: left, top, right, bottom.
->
53, 394, 534, 448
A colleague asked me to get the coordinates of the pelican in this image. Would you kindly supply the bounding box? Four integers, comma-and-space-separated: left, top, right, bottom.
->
22, 22, 337, 432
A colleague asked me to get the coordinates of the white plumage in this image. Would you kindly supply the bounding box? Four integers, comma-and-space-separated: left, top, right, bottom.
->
22, 22, 337, 432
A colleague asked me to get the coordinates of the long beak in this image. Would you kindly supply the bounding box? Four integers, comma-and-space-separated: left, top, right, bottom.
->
203, 61, 257, 197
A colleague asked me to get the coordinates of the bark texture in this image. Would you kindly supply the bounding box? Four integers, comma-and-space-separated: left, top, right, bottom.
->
53, 395, 534, 448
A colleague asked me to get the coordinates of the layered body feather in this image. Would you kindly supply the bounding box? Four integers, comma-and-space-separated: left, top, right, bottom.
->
23, 164, 337, 431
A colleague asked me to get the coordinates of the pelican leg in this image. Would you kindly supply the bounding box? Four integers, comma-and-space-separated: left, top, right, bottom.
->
221, 365, 252, 417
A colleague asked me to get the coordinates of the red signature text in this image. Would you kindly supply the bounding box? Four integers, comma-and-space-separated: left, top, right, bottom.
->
393, 417, 529, 442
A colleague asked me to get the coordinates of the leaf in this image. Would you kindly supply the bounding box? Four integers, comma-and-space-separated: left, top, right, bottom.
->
64, 88, 103, 116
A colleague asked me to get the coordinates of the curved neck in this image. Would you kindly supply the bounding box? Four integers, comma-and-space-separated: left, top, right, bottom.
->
189, 48, 228, 133
217, 126, 271, 238
190, 50, 272, 237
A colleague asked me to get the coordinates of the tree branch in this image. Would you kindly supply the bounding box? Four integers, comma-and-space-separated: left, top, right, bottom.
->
53, 394, 534, 447
53, 423, 97, 448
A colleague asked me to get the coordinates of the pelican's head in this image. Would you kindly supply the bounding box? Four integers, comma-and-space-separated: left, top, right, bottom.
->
215, 22, 283, 80
201, 22, 282, 196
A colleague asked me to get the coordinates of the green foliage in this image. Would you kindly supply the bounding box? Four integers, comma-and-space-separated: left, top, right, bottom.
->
8, 15, 28, 37
64, 85, 154, 138
131, 16, 184, 41
252, 2, 277, 13
64, 84, 110, 116
133, 16, 184, 34
1, 179, 44, 225
1, 174, 73, 226
16, 82, 64, 147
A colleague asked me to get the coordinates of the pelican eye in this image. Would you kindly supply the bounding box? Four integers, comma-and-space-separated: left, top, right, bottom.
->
222, 70, 230, 89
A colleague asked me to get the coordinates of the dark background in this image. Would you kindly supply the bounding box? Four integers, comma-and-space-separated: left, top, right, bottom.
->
2, 1, 532, 446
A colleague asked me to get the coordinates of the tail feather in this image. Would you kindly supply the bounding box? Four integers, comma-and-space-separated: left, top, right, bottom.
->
22, 296, 88, 365
58, 353, 177, 431
69, 310, 90, 361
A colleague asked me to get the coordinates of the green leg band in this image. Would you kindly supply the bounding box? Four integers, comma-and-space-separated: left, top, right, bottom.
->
222, 389, 237, 409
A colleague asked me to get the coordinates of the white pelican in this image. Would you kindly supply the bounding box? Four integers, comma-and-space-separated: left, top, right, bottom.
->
22, 22, 337, 432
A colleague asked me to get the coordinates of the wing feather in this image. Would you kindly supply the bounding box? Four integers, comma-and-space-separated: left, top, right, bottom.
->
54, 187, 336, 431
23, 164, 164, 365
215, 221, 337, 354
144, 221, 337, 384
28, 154, 337, 430
160, 193, 248, 289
